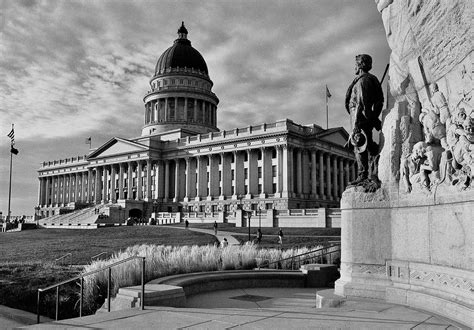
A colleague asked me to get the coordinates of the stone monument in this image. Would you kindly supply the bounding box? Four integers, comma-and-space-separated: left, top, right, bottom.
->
335, 0, 473, 326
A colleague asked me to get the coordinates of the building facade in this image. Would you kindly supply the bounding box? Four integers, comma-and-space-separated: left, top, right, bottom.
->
36, 23, 356, 221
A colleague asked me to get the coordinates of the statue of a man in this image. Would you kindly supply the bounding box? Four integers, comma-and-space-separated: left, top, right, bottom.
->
345, 54, 384, 185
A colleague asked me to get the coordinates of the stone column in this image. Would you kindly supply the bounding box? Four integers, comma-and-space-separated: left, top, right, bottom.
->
288, 146, 294, 197
319, 151, 325, 199
195, 156, 206, 199
75, 173, 80, 202
311, 150, 318, 198
326, 154, 331, 200
276, 146, 282, 196
302, 150, 311, 197
110, 165, 117, 202
87, 169, 93, 203
102, 166, 108, 203
234, 151, 244, 196
38, 178, 43, 206
296, 149, 303, 196
164, 160, 170, 201
209, 155, 220, 198
281, 146, 289, 197
184, 158, 191, 201
146, 160, 152, 200
261, 147, 271, 196
184, 98, 188, 121
80, 172, 86, 202
136, 161, 143, 200
118, 163, 124, 200
344, 159, 350, 189
45, 177, 50, 206
95, 167, 102, 203
127, 162, 133, 200
220, 153, 231, 198
247, 149, 258, 196
164, 98, 169, 121
156, 160, 164, 200
194, 99, 198, 122
332, 156, 338, 200
174, 159, 181, 202
51, 176, 56, 205
339, 158, 345, 197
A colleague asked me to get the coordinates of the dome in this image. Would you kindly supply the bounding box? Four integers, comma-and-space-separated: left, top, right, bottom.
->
154, 22, 208, 75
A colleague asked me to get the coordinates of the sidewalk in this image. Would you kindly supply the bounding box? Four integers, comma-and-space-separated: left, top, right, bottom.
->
169, 226, 241, 245
24, 287, 467, 329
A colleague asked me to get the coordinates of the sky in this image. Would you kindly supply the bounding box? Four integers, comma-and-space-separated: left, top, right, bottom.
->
0, 0, 391, 216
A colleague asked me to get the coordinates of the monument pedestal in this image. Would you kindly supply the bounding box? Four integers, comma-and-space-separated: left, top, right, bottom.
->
334, 186, 474, 326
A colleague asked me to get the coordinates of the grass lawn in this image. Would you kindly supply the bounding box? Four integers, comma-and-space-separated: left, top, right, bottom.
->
0, 226, 218, 319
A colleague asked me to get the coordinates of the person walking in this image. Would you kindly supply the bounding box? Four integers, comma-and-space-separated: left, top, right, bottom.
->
221, 238, 228, 248
278, 228, 284, 245
185, 219, 189, 229
256, 229, 263, 244
213, 221, 218, 235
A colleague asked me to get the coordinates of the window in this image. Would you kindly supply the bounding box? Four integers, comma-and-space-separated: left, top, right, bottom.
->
258, 184, 262, 194
257, 150, 262, 160
180, 79, 183, 84
272, 165, 277, 177
244, 168, 248, 179
272, 148, 277, 158
272, 183, 277, 193
219, 171, 222, 180
244, 153, 248, 161
244, 185, 248, 194
258, 167, 262, 178
231, 169, 235, 180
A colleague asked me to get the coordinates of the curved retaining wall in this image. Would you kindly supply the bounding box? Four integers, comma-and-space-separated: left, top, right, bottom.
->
150, 270, 306, 296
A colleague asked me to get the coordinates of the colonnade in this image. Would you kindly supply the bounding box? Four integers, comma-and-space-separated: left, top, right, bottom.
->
38, 146, 356, 208
145, 97, 217, 127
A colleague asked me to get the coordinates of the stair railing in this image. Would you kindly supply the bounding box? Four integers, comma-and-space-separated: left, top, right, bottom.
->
257, 244, 340, 270
54, 253, 72, 267
37, 256, 145, 324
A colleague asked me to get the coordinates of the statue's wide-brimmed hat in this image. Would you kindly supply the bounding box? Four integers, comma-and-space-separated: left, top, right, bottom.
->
350, 129, 367, 153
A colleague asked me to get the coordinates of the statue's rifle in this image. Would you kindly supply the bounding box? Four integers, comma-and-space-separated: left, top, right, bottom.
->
380, 63, 389, 84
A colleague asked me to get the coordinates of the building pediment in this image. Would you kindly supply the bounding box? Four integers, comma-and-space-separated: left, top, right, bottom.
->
316, 128, 350, 147
88, 137, 149, 159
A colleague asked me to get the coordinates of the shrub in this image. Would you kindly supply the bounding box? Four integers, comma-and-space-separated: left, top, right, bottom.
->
81, 243, 336, 311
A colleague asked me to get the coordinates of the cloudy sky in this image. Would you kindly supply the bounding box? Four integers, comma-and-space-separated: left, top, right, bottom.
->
0, 0, 390, 216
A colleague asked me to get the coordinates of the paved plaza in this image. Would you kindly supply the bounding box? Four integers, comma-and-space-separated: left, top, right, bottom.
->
20, 287, 467, 329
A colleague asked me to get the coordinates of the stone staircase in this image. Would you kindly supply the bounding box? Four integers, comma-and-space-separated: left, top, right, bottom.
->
39, 204, 109, 228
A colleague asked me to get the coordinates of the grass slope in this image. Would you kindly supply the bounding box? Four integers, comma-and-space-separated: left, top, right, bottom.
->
0, 227, 217, 319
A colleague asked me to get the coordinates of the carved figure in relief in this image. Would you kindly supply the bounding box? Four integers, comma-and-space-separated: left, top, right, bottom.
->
419, 103, 448, 149
430, 83, 451, 125
345, 54, 384, 191
400, 141, 441, 192
450, 110, 474, 188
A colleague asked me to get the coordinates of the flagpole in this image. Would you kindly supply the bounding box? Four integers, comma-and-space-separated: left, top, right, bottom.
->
7, 125, 14, 223
325, 85, 329, 129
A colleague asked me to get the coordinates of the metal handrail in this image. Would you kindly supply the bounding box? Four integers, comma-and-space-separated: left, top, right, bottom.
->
37, 256, 145, 324
54, 253, 72, 266
258, 244, 341, 270
91, 251, 109, 261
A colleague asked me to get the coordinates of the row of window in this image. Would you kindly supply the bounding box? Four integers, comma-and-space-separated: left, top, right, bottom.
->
151, 78, 211, 91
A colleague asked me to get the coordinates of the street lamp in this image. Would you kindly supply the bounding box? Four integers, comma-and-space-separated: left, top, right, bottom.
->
247, 210, 252, 242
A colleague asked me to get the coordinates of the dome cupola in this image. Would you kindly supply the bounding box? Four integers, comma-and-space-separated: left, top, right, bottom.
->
142, 23, 219, 138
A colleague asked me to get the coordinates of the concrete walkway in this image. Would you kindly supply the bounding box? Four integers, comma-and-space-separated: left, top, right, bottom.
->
169, 226, 241, 245
23, 287, 467, 329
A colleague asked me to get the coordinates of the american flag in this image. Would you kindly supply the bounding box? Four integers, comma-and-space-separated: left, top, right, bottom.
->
7, 127, 14, 145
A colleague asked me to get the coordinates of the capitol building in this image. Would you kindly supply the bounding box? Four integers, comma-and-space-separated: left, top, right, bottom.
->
36, 23, 356, 223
